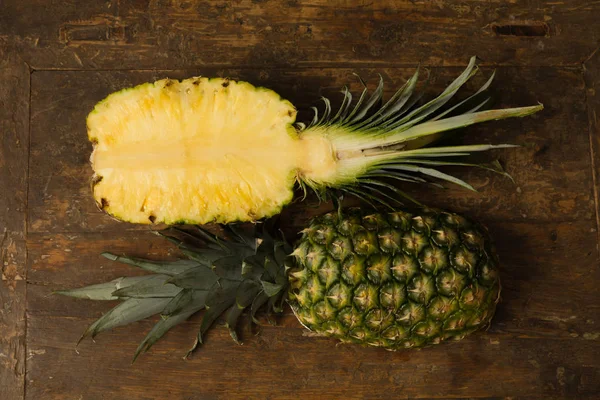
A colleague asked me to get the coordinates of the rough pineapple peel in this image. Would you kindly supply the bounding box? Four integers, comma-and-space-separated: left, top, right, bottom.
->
88, 57, 542, 225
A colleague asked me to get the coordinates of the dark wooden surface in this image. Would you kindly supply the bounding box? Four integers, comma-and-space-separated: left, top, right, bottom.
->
1, 1, 600, 399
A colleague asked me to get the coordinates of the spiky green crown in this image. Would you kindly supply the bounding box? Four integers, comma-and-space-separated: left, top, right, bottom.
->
57, 224, 290, 361
297, 56, 543, 206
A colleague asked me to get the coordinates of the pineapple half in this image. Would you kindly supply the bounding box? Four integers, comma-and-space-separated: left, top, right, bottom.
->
59, 207, 500, 360
89, 57, 542, 224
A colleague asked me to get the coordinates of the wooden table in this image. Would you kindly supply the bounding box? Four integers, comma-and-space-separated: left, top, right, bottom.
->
1, 1, 599, 399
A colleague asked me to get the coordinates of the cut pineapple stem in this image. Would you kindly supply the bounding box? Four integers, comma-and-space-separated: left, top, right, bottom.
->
304, 105, 542, 187
296, 55, 543, 196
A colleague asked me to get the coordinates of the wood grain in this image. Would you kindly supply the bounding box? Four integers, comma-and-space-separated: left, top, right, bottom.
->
0, 42, 29, 399
0, 0, 598, 398
24, 316, 600, 400
0, 283, 25, 400
2, 1, 600, 70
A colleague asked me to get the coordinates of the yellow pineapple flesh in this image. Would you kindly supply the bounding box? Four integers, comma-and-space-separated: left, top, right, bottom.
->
90, 78, 306, 224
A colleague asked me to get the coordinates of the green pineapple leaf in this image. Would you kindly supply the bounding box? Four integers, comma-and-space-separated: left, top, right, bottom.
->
162, 289, 207, 317
384, 164, 477, 191
133, 309, 196, 362
166, 266, 219, 290
112, 274, 181, 298
101, 252, 200, 275
260, 280, 284, 297
225, 305, 245, 345
212, 256, 244, 281
55, 276, 150, 301
250, 291, 269, 325
133, 290, 208, 362
81, 297, 171, 341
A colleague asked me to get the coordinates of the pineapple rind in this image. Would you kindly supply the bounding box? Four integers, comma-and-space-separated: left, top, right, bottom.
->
288, 208, 500, 349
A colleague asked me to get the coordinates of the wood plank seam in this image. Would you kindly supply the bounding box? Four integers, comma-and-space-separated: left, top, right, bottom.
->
25, 65, 592, 73
23, 64, 32, 400
583, 47, 600, 257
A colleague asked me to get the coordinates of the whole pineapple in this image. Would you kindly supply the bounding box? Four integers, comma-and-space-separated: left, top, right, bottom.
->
288, 208, 500, 349
59, 207, 500, 358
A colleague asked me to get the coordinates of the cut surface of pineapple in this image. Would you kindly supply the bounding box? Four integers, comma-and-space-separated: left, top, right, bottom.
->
90, 78, 304, 224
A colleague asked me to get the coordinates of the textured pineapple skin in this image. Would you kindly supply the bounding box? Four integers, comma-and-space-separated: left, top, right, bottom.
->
287, 208, 501, 349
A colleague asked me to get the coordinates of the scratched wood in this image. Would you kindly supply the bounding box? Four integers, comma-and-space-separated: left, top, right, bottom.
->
24, 317, 600, 399
0, 0, 599, 399
1, 1, 600, 70
0, 43, 29, 399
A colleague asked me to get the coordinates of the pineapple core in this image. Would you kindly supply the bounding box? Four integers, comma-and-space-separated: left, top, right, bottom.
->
89, 77, 338, 224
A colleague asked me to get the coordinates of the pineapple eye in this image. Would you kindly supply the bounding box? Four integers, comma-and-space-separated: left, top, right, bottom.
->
418, 246, 449, 274
402, 231, 427, 255
451, 248, 478, 277
407, 274, 435, 304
